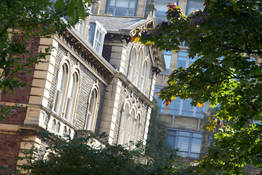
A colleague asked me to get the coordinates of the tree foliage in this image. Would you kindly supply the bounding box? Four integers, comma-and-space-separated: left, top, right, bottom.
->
145, 102, 171, 167
141, 0, 262, 174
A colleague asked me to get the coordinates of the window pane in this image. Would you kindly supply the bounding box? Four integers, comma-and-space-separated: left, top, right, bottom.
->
106, 0, 137, 16
181, 99, 195, 117
170, 97, 181, 115
155, 0, 178, 23
167, 135, 176, 149
177, 136, 190, 152
186, 0, 204, 15
191, 138, 201, 153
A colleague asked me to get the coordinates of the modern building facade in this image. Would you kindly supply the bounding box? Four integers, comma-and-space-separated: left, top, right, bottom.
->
153, 0, 209, 159
0, 0, 165, 170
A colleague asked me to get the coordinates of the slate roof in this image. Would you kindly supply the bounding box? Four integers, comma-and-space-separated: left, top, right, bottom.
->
89, 16, 151, 33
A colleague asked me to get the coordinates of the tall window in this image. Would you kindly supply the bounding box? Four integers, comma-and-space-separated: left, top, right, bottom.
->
86, 88, 99, 131
186, 0, 205, 15
163, 50, 172, 74
118, 104, 129, 144
139, 62, 147, 91
128, 47, 136, 80
134, 49, 142, 86
64, 72, 79, 121
75, 19, 85, 35
106, 0, 137, 16
134, 114, 140, 143
167, 130, 202, 159
54, 63, 69, 114
89, 22, 107, 55
126, 109, 135, 145
155, 0, 178, 23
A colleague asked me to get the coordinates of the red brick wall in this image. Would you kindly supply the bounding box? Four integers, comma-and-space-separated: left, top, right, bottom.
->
1, 37, 40, 104
0, 107, 27, 125
0, 133, 22, 172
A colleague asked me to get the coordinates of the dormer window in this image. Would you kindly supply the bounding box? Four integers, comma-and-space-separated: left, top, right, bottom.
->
75, 19, 85, 35
106, 0, 138, 16
89, 21, 107, 55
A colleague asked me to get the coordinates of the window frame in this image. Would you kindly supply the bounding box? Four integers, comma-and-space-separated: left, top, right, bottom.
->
89, 21, 107, 56
64, 71, 79, 122
105, 0, 138, 17
118, 103, 130, 145
85, 86, 100, 131
167, 129, 203, 159
127, 46, 137, 81
53, 60, 70, 115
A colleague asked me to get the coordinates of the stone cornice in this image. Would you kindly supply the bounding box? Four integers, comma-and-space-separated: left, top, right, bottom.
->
59, 28, 116, 84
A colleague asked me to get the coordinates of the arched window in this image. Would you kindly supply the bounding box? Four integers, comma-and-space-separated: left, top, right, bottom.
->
134, 114, 140, 144
86, 88, 100, 131
54, 63, 69, 114
134, 48, 142, 86
126, 109, 135, 145
139, 62, 147, 91
64, 72, 79, 121
118, 103, 129, 144
127, 47, 136, 80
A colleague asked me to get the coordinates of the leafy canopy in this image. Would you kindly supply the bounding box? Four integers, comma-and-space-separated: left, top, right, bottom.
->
141, 0, 262, 174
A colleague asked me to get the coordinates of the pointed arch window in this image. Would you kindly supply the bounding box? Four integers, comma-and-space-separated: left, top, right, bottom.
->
134, 48, 142, 86
54, 63, 69, 114
64, 72, 79, 121
139, 62, 147, 91
134, 114, 140, 143
128, 47, 136, 80
126, 109, 135, 145
86, 88, 100, 131
118, 103, 129, 145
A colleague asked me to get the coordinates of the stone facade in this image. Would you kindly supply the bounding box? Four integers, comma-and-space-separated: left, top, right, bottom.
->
0, 0, 164, 170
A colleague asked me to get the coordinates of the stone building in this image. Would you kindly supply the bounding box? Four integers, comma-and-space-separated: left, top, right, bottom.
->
153, 0, 211, 159
0, 0, 164, 170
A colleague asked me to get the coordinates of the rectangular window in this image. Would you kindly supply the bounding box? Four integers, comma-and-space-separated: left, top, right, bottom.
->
155, 0, 178, 24
106, 0, 137, 16
89, 21, 107, 56
167, 130, 202, 159
163, 50, 172, 74
186, 0, 204, 15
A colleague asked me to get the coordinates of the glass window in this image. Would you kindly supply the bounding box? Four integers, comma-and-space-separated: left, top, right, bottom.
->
134, 48, 142, 86
167, 130, 203, 159
65, 72, 78, 121
128, 48, 136, 80
155, 0, 178, 24
86, 88, 99, 131
163, 50, 172, 74
54, 63, 68, 114
170, 97, 181, 115
186, 0, 205, 15
89, 22, 107, 55
139, 62, 147, 91
106, 0, 137, 16
75, 19, 85, 35
118, 104, 129, 144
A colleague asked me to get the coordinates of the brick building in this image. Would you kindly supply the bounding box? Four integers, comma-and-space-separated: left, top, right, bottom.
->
0, 0, 164, 170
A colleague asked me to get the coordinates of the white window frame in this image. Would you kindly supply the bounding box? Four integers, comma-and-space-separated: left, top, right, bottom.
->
64, 71, 79, 122
90, 21, 107, 56
53, 61, 70, 115
85, 86, 100, 131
